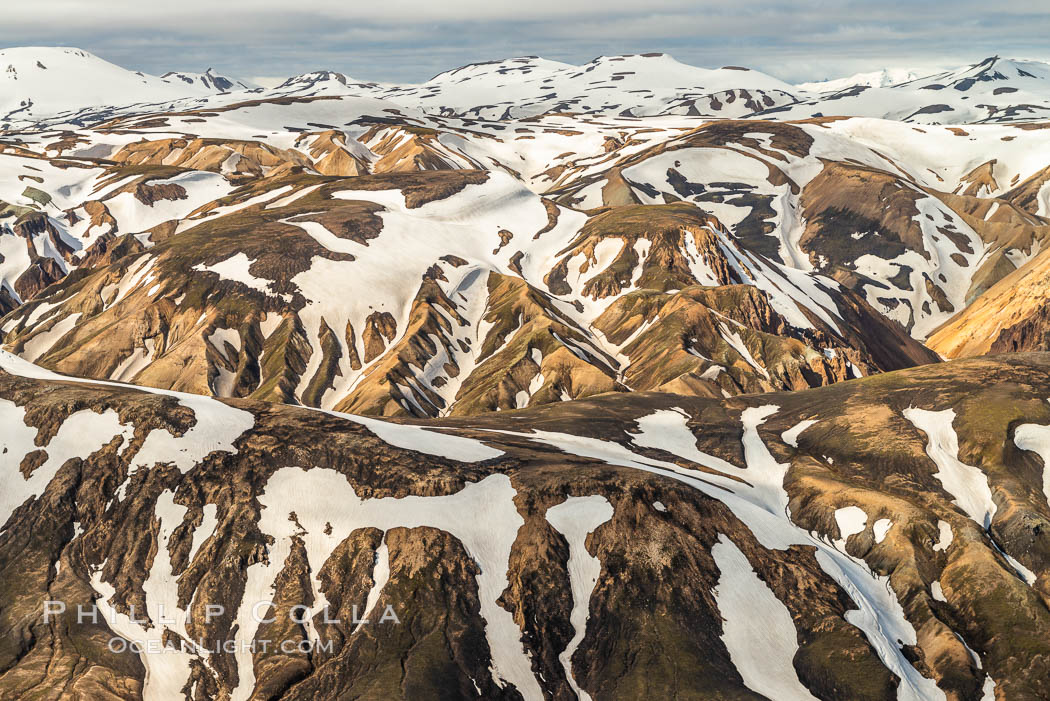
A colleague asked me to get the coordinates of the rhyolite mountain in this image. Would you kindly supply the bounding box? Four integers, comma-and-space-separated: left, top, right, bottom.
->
3, 46, 1050, 700
4, 84, 1050, 416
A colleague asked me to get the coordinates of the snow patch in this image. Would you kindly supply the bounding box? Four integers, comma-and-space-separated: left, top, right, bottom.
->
782, 419, 817, 448
232, 469, 541, 701
933, 520, 954, 552
873, 518, 893, 544
1013, 422, 1050, 511
931, 580, 947, 603
193, 253, 289, 301
904, 408, 997, 528
545, 495, 614, 701
834, 506, 867, 547
712, 535, 819, 701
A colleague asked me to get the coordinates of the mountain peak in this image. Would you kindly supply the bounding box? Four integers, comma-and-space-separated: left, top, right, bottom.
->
795, 67, 922, 92
589, 51, 672, 62
0, 46, 254, 122
425, 56, 573, 84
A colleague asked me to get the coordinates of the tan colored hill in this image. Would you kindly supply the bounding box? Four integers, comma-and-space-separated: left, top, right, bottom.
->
929, 244, 1050, 357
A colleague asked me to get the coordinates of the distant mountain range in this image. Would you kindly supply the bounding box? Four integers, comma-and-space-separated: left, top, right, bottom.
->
5, 48, 1050, 128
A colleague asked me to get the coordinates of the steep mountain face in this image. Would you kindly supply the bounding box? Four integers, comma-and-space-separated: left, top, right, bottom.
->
541, 118, 1050, 340
4, 350, 1050, 700
0, 90, 527, 309
0, 141, 234, 311
928, 243, 1050, 358
0, 170, 934, 416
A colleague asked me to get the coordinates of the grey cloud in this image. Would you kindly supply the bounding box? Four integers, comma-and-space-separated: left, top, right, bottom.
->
0, 1, 1046, 84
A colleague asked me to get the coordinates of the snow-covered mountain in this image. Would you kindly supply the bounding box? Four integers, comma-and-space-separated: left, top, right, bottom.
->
253, 53, 801, 120
6, 49, 1050, 129
0, 47, 250, 125
3, 53, 1050, 414
159, 68, 257, 93
775, 56, 1050, 123
5, 45, 1050, 700
795, 67, 921, 92
257, 53, 1050, 124
373, 53, 798, 119
912, 56, 1050, 91
270, 53, 1050, 124
4, 47, 1050, 414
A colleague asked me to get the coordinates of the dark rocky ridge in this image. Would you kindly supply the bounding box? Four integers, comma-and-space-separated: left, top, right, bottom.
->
2, 353, 1050, 698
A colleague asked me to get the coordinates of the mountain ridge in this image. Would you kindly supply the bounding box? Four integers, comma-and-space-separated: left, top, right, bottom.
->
7, 47, 1050, 129
3, 348, 1050, 698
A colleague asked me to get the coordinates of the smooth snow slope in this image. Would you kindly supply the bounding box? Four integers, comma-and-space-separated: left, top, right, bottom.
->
0, 47, 241, 123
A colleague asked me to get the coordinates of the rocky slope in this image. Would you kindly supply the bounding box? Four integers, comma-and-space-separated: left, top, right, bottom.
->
0, 159, 937, 416
6, 82, 1050, 417
928, 243, 1050, 358
4, 350, 1050, 699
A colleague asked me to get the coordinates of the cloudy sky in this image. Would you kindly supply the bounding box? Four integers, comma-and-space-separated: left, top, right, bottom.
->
3, 1, 1048, 85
